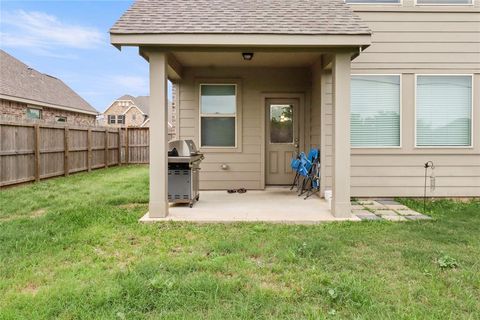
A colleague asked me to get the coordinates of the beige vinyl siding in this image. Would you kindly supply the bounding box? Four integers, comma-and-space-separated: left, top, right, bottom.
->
320, 4, 480, 197
352, 8, 480, 72
178, 67, 310, 190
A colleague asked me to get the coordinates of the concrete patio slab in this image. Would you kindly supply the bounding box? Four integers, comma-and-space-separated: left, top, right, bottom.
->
140, 187, 361, 224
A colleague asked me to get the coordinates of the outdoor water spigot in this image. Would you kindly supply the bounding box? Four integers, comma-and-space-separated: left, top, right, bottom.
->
430, 168, 436, 192
423, 161, 435, 212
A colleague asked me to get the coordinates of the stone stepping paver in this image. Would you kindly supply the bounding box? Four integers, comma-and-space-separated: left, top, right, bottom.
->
357, 214, 383, 221
375, 210, 398, 216
385, 204, 409, 211
383, 215, 407, 221
405, 215, 432, 221
350, 199, 430, 222
376, 199, 402, 206
351, 204, 365, 210
363, 201, 387, 210
396, 209, 423, 216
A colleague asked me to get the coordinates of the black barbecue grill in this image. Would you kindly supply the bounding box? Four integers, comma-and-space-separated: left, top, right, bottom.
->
167, 140, 204, 207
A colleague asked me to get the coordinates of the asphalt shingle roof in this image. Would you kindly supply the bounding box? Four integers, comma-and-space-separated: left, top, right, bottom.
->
111, 0, 371, 35
0, 50, 97, 114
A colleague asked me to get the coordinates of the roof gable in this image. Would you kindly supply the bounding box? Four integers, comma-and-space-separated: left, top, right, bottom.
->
111, 0, 371, 36
0, 50, 97, 114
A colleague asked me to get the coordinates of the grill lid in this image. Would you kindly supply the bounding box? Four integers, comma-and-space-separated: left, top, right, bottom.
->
168, 139, 198, 157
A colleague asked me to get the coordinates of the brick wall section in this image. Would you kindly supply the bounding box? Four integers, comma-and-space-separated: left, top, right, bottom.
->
0, 98, 96, 126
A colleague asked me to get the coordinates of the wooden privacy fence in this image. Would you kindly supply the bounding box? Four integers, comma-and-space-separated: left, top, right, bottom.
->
0, 122, 151, 187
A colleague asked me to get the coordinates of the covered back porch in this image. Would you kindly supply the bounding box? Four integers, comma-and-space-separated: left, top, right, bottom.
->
142, 47, 363, 220
110, 1, 372, 221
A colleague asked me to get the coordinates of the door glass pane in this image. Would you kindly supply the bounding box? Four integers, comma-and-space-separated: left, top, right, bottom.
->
201, 117, 235, 147
270, 104, 293, 143
201, 84, 236, 114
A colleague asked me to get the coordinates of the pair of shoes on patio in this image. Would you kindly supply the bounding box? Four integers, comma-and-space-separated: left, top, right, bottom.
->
227, 188, 247, 194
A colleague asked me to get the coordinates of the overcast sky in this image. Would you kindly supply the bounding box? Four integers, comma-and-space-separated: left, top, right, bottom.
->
1, 0, 171, 112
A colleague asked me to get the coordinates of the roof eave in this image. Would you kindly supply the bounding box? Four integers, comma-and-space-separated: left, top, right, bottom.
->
110, 33, 372, 49
0, 94, 99, 116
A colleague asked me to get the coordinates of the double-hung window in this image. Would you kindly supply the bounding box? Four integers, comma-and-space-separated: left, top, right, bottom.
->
117, 115, 126, 125
108, 115, 116, 124
416, 75, 472, 147
351, 75, 401, 147
200, 84, 237, 148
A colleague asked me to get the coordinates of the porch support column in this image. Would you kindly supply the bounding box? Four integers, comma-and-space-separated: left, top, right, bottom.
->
148, 52, 169, 218
331, 53, 352, 218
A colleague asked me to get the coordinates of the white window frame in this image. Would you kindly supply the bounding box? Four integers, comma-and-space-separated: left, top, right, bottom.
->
198, 83, 239, 149
344, 0, 402, 5
351, 74, 403, 149
26, 106, 42, 120
415, 0, 473, 6
414, 74, 474, 149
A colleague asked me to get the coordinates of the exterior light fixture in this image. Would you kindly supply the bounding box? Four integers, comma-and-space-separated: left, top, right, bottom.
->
242, 52, 254, 61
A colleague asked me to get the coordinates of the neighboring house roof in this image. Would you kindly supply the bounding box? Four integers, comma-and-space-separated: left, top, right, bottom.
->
106, 95, 174, 128
110, 0, 371, 36
116, 94, 149, 114
0, 50, 97, 115
110, 95, 174, 117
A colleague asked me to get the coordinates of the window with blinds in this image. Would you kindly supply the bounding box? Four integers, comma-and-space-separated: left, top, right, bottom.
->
416, 75, 472, 147
350, 75, 401, 147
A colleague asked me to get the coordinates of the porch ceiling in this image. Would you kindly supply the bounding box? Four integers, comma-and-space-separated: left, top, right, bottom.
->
172, 51, 323, 68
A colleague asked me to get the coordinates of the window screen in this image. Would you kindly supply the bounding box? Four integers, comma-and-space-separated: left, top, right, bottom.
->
416, 75, 472, 147
351, 75, 401, 147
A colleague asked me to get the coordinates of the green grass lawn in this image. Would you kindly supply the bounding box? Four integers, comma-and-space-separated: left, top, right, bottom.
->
1, 165, 479, 319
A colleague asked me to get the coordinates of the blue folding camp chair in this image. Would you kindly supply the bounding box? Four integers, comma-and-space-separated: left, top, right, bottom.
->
298, 148, 320, 199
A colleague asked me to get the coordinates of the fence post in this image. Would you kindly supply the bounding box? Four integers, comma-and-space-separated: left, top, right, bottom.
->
105, 129, 109, 168
125, 127, 129, 164
87, 128, 92, 172
118, 127, 122, 166
34, 124, 40, 182
64, 127, 69, 176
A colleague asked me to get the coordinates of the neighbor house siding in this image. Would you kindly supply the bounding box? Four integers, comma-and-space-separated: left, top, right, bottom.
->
178, 67, 311, 190
320, 3, 480, 197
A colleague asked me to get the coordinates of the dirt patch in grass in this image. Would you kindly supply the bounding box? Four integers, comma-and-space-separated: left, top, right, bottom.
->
21, 283, 39, 296
0, 209, 47, 222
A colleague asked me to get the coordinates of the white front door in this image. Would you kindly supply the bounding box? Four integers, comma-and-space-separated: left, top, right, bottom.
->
265, 98, 300, 185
